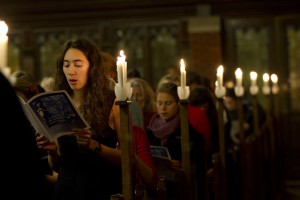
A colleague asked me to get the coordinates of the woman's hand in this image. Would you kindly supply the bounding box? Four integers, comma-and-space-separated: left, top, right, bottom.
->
72, 128, 93, 150
35, 132, 56, 152
169, 159, 182, 171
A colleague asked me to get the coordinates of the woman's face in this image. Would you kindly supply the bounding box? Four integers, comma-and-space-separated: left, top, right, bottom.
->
131, 85, 144, 109
63, 48, 90, 91
156, 92, 178, 121
223, 96, 237, 111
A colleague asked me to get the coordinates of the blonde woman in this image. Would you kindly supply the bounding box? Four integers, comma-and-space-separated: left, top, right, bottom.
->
129, 77, 156, 129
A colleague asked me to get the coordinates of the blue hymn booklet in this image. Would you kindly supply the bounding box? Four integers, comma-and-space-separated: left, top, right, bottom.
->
19, 90, 90, 142
150, 146, 177, 181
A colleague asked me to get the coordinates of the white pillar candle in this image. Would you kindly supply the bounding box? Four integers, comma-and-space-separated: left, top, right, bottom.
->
250, 71, 257, 86
117, 50, 126, 87
0, 20, 8, 68
235, 68, 243, 87
271, 74, 279, 94
263, 73, 269, 87
271, 74, 278, 86
123, 59, 127, 84
216, 65, 224, 88
180, 59, 186, 88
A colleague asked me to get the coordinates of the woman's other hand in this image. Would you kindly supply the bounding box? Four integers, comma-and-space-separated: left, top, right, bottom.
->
35, 132, 56, 152
73, 128, 93, 149
169, 159, 182, 171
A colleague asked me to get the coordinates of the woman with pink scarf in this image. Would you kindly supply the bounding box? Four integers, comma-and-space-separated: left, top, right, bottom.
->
146, 82, 206, 200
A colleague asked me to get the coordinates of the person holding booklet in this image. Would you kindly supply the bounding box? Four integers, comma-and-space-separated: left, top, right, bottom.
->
35, 38, 157, 200
146, 82, 206, 200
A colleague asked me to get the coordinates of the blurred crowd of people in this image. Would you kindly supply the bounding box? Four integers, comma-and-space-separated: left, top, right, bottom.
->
1, 38, 266, 200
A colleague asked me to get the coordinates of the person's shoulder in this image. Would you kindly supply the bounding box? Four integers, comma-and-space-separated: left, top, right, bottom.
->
144, 111, 156, 119
133, 125, 147, 139
188, 104, 205, 113
188, 104, 206, 118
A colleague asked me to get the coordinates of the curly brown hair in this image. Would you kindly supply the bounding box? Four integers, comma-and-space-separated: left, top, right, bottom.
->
54, 38, 115, 136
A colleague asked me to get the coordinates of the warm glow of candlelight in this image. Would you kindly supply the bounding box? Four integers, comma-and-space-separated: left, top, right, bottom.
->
217, 65, 224, 88
235, 68, 243, 87
263, 73, 269, 83
180, 58, 186, 88
180, 59, 185, 71
119, 50, 125, 61
271, 74, 279, 94
117, 50, 127, 86
271, 74, 278, 84
0, 21, 8, 37
250, 71, 257, 86
0, 20, 8, 68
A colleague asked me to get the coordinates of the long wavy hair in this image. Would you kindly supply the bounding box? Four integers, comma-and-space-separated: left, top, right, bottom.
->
54, 38, 114, 136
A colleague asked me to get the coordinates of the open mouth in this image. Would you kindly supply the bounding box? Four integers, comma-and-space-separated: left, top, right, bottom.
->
69, 79, 77, 85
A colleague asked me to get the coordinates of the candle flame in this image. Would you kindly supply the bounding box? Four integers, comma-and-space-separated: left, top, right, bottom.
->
217, 65, 224, 75
263, 73, 269, 82
250, 71, 257, 80
0, 20, 8, 36
180, 59, 185, 71
235, 68, 242, 78
117, 50, 126, 62
271, 74, 278, 83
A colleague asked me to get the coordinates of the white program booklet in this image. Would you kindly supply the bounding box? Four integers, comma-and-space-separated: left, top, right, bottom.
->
19, 90, 90, 142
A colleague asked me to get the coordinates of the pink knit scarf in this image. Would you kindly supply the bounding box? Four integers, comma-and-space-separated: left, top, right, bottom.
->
148, 113, 180, 145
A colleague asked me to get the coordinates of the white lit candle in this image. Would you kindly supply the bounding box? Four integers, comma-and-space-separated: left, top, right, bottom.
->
0, 20, 8, 68
122, 51, 127, 84
216, 65, 224, 88
180, 58, 186, 88
271, 74, 279, 94
235, 68, 243, 87
116, 50, 126, 87
271, 74, 278, 86
263, 73, 269, 87
262, 73, 270, 95
250, 71, 257, 86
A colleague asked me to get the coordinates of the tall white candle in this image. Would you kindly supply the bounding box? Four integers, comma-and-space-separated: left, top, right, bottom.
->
250, 71, 257, 86
216, 65, 224, 88
123, 58, 127, 84
271, 74, 279, 94
180, 59, 186, 88
271, 74, 278, 86
235, 68, 243, 87
263, 73, 269, 87
0, 20, 8, 68
117, 50, 126, 87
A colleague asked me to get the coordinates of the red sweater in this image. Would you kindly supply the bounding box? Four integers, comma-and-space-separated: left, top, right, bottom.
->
133, 125, 159, 188
188, 105, 211, 155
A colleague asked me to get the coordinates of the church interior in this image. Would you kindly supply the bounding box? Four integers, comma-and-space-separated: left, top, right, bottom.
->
1, 0, 300, 199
